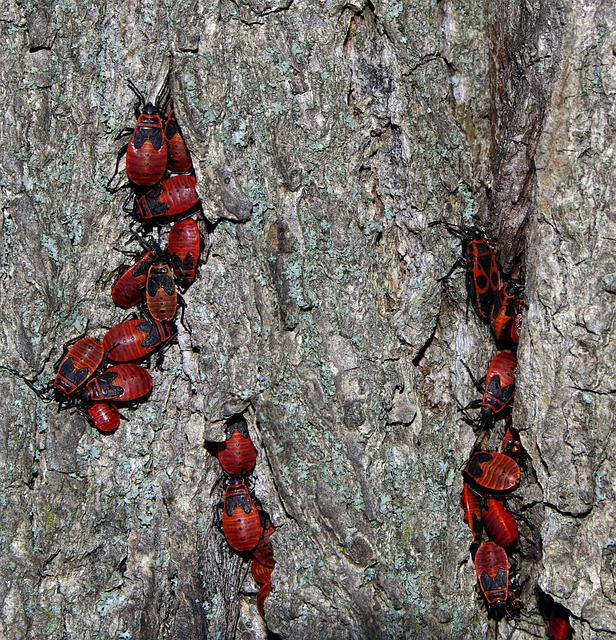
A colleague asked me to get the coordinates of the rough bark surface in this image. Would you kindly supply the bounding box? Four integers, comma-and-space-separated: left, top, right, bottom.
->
0, 1, 614, 639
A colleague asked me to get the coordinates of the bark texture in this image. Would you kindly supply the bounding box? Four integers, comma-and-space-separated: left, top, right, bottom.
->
0, 0, 614, 639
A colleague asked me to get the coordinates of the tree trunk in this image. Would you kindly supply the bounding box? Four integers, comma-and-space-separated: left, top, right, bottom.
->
0, 0, 614, 638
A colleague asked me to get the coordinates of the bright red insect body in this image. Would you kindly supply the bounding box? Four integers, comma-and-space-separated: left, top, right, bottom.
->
133, 175, 200, 221
464, 451, 521, 492
252, 500, 276, 569
251, 558, 274, 585
146, 262, 177, 322
112, 250, 157, 309
222, 478, 262, 553
491, 282, 524, 345
54, 336, 105, 397
549, 609, 573, 640
87, 402, 122, 433
126, 103, 168, 187
481, 496, 518, 548
460, 481, 483, 557
256, 581, 272, 618
463, 228, 502, 323
217, 416, 258, 476
164, 109, 193, 173
84, 364, 152, 403
480, 351, 517, 428
474, 541, 518, 616
103, 317, 176, 363
168, 218, 201, 283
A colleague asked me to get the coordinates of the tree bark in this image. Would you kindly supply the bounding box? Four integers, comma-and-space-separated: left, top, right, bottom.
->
0, 0, 614, 639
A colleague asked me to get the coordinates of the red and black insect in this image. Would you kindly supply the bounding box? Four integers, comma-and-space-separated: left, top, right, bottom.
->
168, 218, 201, 284
499, 420, 524, 462
464, 451, 520, 492
132, 175, 201, 222
430, 223, 502, 323
87, 402, 122, 433
463, 352, 517, 430
480, 352, 517, 428
474, 541, 520, 617
120, 81, 168, 188
481, 496, 518, 548
54, 336, 105, 397
252, 499, 276, 569
112, 249, 157, 309
164, 109, 194, 174
103, 317, 176, 363
83, 363, 152, 403
222, 476, 262, 553
463, 229, 502, 322
215, 415, 258, 476
491, 281, 524, 346
146, 260, 178, 322
460, 481, 483, 558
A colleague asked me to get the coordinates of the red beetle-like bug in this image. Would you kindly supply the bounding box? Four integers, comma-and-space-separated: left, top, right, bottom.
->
123, 81, 168, 187
216, 415, 258, 476
462, 228, 502, 323
460, 481, 483, 557
87, 402, 122, 433
54, 336, 105, 397
479, 351, 517, 428
463, 352, 517, 430
464, 451, 521, 492
481, 496, 518, 548
168, 218, 202, 284
222, 476, 262, 553
83, 364, 152, 403
429, 222, 502, 323
164, 109, 194, 174
491, 281, 524, 346
132, 175, 201, 222
252, 498, 276, 569
474, 541, 520, 617
103, 317, 176, 363
146, 261, 178, 323
112, 249, 157, 309
549, 605, 573, 640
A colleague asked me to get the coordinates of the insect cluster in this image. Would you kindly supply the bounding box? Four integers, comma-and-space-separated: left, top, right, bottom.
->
108, 77, 278, 625
51, 81, 276, 623
437, 223, 573, 637
49, 80, 204, 432
450, 225, 524, 618
206, 414, 277, 618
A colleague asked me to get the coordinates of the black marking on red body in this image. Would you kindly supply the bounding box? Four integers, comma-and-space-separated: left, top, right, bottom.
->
133, 125, 164, 150
94, 371, 124, 399
137, 320, 176, 348
466, 451, 493, 479
144, 186, 170, 216
147, 269, 175, 296
479, 568, 508, 601
57, 358, 91, 387
225, 492, 254, 516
